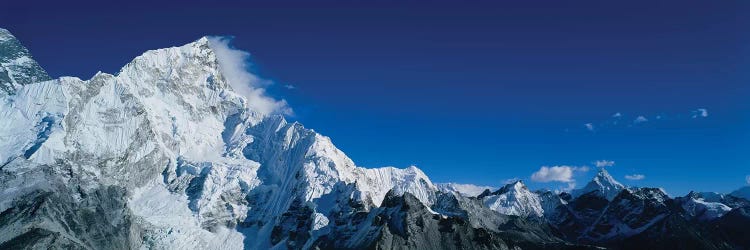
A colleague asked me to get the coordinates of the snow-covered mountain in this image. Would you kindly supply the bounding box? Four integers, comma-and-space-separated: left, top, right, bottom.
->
478, 180, 544, 217
436, 182, 495, 197
572, 168, 625, 200
676, 192, 732, 221
1, 28, 749, 250
0, 28, 50, 95
0, 30, 439, 249
579, 187, 671, 242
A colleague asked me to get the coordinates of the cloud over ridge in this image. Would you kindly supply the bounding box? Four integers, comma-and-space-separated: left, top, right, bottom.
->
207, 36, 292, 116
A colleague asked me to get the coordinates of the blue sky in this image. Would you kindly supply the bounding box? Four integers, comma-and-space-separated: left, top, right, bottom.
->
2, 0, 748, 195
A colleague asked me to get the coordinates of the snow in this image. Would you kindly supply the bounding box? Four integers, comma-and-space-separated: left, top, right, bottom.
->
355, 165, 437, 206
0, 29, 11, 42
482, 181, 544, 217
0, 80, 67, 165
684, 198, 731, 220
436, 183, 495, 197
573, 168, 625, 200
130, 179, 246, 250
0, 30, 540, 249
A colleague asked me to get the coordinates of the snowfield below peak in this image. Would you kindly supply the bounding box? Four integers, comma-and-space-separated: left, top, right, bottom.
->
436, 182, 495, 197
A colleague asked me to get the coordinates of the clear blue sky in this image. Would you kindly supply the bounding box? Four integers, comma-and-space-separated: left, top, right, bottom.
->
2, 0, 748, 195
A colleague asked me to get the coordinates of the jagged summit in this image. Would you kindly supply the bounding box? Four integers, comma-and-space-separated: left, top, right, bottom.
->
499, 180, 527, 192
573, 168, 625, 200
0, 28, 51, 94
2, 28, 750, 250
481, 179, 544, 217
0, 29, 439, 249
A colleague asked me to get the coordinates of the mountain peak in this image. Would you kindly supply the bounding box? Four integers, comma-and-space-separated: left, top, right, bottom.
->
593, 168, 620, 184
0, 28, 12, 39
573, 168, 625, 200
482, 179, 543, 217
0, 28, 51, 94
508, 179, 527, 190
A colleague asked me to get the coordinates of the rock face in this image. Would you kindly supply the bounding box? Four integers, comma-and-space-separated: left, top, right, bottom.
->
676, 192, 733, 221
0, 30, 442, 250
1, 28, 749, 250
572, 168, 625, 201
0, 28, 51, 95
479, 181, 544, 217
436, 183, 495, 197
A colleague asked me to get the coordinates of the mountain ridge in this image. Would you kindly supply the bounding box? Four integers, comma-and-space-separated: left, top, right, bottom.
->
1, 28, 748, 250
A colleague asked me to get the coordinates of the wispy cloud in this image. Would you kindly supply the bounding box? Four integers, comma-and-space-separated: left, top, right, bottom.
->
692, 108, 708, 118
594, 160, 615, 168
284, 84, 296, 90
746, 175, 750, 185
207, 37, 292, 116
580, 109, 709, 132
633, 116, 648, 124
625, 174, 645, 180
584, 123, 594, 131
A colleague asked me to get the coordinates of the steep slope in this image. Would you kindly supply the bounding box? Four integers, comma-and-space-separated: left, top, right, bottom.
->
2, 28, 748, 250
478, 181, 544, 217
535, 190, 575, 225
436, 183, 495, 197
572, 168, 625, 201
314, 191, 583, 250
580, 188, 671, 242
0, 28, 50, 94
710, 207, 750, 248
0, 30, 439, 250
675, 192, 732, 221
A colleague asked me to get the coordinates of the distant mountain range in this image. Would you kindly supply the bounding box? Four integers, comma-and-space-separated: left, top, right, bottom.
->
1, 28, 748, 250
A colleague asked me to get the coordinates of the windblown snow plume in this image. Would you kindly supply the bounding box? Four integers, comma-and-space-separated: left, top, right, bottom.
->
207, 37, 291, 116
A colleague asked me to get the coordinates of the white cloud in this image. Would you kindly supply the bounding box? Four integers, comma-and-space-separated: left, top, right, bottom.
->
594, 160, 615, 168
692, 108, 708, 118
584, 123, 594, 131
579, 109, 708, 132
532, 166, 574, 183
633, 116, 648, 124
207, 37, 292, 116
746, 175, 750, 185
531, 165, 588, 183
625, 174, 645, 180
575, 166, 590, 172
284, 84, 296, 90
